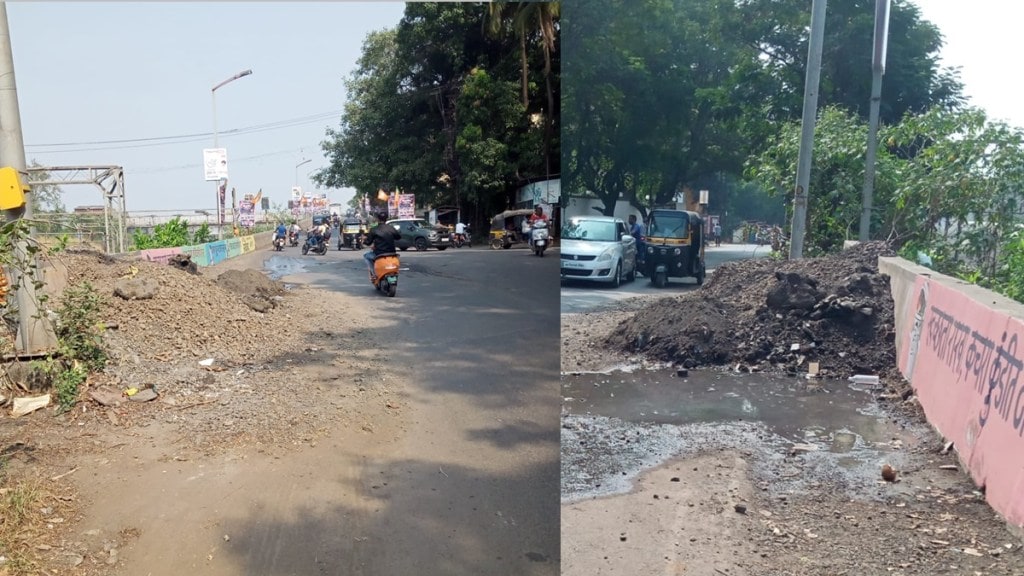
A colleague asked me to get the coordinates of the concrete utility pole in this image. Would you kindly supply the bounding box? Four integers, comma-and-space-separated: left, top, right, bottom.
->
859, 0, 891, 241
0, 1, 57, 353
789, 0, 828, 260
211, 69, 252, 239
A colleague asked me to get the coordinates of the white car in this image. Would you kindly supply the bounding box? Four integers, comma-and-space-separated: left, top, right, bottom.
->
560, 216, 637, 287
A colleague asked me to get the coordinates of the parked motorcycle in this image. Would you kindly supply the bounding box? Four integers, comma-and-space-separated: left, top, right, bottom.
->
302, 233, 328, 256
369, 253, 400, 297
530, 220, 549, 257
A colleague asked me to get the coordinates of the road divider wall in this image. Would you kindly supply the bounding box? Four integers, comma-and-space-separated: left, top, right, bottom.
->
126, 231, 275, 268
881, 256, 1024, 529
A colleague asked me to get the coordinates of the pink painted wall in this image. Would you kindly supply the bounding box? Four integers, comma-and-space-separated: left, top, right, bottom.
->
897, 272, 1024, 527
139, 247, 182, 265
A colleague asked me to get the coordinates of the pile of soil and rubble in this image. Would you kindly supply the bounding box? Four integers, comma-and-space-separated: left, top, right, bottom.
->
60, 250, 289, 364
605, 242, 901, 381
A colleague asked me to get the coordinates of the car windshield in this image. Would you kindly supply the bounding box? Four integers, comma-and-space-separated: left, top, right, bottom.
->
648, 213, 689, 239
562, 219, 617, 242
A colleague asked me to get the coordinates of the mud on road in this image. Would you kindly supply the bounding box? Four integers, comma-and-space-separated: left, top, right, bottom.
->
561, 242, 1024, 575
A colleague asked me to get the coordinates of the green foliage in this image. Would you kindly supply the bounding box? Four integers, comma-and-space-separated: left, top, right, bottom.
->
191, 222, 214, 245
30, 282, 106, 412
564, 0, 960, 218
132, 216, 191, 250
316, 2, 559, 224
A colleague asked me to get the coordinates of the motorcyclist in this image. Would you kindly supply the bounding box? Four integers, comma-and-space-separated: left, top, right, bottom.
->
527, 206, 549, 248
454, 221, 467, 245
273, 222, 287, 245
363, 211, 401, 278
308, 220, 329, 249
289, 222, 301, 243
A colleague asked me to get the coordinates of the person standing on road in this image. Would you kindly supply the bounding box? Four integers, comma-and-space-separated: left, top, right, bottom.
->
713, 222, 722, 247
628, 214, 646, 272
363, 211, 402, 278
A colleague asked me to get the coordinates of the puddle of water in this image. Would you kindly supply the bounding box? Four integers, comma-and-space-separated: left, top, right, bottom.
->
264, 255, 315, 280
561, 368, 925, 503
562, 368, 904, 449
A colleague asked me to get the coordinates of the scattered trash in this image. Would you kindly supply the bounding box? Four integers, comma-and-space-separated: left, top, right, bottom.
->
939, 464, 959, 471
124, 388, 139, 397
940, 441, 954, 455
12, 394, 50, 417
676, 368, 688, 378
198, 358, 215, 367
848, 375, 880, 386
734, 503, 748, 514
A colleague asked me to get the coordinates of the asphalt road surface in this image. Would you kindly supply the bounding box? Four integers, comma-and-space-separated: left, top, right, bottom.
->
560, 243, 770, 313
260, 241, 562, 575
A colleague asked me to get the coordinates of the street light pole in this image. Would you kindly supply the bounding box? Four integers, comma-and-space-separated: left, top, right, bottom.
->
0, 1, 57, 354
211, 69, 252, 239
295, 158, 311, 187
859, 0, 890, 241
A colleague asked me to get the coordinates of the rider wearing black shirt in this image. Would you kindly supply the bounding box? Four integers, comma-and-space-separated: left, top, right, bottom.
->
363, 212, 401, 275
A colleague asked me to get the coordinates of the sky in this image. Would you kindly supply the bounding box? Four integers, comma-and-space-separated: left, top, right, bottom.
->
912, 0, 1024, 130
8, 1, 406, 213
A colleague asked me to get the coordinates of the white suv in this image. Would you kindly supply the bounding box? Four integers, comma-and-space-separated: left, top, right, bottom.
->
559, 216, 637, 287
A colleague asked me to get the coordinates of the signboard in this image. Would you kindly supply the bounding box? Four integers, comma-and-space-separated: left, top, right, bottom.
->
291, 186, 302, 201
238, 200, 255, 227
203, 148, 228, 181
699, 189, 709, 204
398, 194, 415, 218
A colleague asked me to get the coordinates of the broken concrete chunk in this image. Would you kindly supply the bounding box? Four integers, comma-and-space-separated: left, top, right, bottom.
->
12, 394, 50, 417
113, 277, 159, 300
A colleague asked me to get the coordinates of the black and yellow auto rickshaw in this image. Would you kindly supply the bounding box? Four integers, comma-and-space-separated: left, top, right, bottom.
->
489, 208, 535, 249
339, 217, 364, 250
643, 209, 706, 287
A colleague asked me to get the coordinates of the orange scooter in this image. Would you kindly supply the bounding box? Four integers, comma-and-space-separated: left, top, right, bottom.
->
370, 252, 400, 297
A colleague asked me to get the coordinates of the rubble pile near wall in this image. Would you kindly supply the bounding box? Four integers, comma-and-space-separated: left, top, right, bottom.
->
606, 242, 901, 380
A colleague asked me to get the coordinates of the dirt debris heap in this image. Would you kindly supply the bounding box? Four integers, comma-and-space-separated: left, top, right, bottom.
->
605, 242, 900, 379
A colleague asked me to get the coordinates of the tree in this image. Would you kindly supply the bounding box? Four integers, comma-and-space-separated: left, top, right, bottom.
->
317, 3, 558, 225
564, 0, 963, 217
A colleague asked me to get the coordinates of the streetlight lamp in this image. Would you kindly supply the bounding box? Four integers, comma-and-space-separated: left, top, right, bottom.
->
211, 68, 253, 239
295, 158, 312, 187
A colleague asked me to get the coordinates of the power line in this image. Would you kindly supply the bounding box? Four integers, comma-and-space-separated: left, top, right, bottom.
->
25, 110, 343, 154
131, 147, 316, 175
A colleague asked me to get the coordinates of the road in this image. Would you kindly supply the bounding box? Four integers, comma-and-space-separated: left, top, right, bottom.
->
81, 242, 561, 576
560, 243, 770, 313
259, 243, 562, 574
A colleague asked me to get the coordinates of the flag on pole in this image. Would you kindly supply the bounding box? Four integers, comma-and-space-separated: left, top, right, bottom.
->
252, 188, 262, 207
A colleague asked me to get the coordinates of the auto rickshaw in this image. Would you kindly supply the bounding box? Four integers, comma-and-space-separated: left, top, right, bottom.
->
489, 208, 536, 249
339, 217, 364, 250
643, 209, 706, 287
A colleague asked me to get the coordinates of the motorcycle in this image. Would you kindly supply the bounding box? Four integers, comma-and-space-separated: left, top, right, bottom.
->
302, 233, 328, 256
530, 220, 549, 257
453, 231, 471, 248
288, 231, 300, 247
273, 235, 285, 252
369, 253, 400, 297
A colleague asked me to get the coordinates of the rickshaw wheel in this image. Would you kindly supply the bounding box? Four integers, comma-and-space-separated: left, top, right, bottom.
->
490, 237, 503, 250
654, 270, 667, 288
696, 262, 706, 285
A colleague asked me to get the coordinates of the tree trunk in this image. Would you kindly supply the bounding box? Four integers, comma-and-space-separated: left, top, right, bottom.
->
520, 32, 529, 109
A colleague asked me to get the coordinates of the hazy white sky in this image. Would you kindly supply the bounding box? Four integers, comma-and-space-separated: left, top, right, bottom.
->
912, 0, 1023, 128
9, 2, 406, 212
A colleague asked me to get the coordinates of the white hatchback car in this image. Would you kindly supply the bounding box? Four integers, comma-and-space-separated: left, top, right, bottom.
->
560, 216, 637, 287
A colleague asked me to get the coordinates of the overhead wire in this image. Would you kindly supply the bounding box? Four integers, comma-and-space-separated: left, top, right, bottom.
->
25, 110, 343, 154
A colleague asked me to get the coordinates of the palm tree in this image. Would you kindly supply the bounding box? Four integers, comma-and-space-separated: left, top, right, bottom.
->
485, 2, 560, 174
